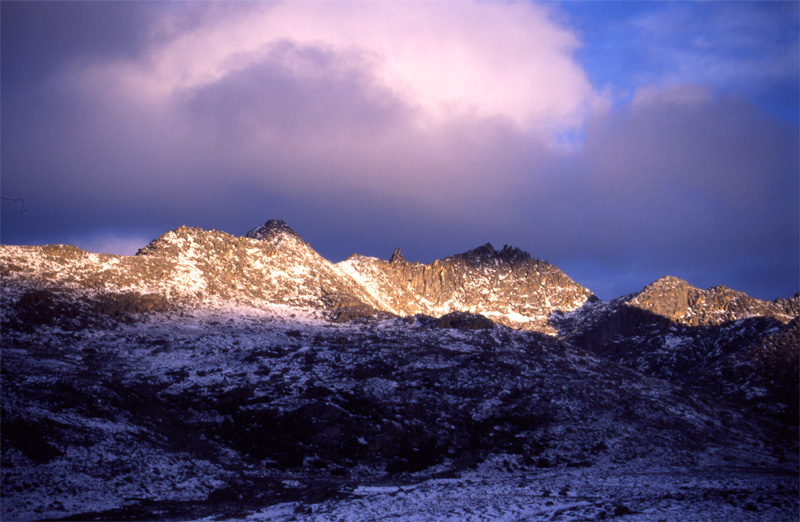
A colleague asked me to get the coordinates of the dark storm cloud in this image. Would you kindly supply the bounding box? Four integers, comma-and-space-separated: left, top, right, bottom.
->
1, 1, 157, 88
1, 1, 797, 301
525, 87, 799, 299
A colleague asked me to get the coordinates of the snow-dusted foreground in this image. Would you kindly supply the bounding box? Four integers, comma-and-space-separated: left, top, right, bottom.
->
237, 464, 798, 522
2, 301, 797, 522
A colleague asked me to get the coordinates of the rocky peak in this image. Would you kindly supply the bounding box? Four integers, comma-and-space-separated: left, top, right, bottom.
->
245, 219, 304, 243
497, 244, 532, 265
628, 275, 795, 326
136, 225, 222, 257
337, 240, 591, 333
649, 275, 692, 288
389, 248, 406, 264
630, 276, 693, 310
628, 276, 712, 324
6, 220, 796, 340
445, 243, 533, 268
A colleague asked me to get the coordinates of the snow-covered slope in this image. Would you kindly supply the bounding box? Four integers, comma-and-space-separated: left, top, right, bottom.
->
136, 221, 382, 312
338, 244, 592, 334
5, 221, 793, 336
0, 221, 383, 319
0, 221, 594, 333
2, 309, 797, 521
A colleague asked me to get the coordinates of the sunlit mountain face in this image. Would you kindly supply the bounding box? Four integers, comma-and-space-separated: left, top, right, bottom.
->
1, 220, 797, 521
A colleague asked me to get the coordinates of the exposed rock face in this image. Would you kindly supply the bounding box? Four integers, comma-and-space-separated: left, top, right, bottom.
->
244, 219, 305, 243
338, 243, 593, 333
628, 275, 797, 326
556, 277, 799, 350
388, 248, 406, 264
432, 311, 495, 330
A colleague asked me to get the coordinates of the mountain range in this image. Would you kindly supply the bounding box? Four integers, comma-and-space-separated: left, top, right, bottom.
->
4, 219, 796, 329
1, 219, 798, 521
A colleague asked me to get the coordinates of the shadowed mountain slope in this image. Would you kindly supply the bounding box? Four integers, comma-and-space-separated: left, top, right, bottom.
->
551, 277, 800, 422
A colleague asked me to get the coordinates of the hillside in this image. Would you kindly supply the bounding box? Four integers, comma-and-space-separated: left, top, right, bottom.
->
1, 220, 797, 521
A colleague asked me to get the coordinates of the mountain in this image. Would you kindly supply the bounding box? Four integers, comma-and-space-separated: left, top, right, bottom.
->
628, 275, 798, 326
1, 221, 383, 327
131, 220, 381, 312
1, 220, 798, 521
0, 221, 594, 333
4, 220, 794, 335
338, 243, 592, 334
551, 275, 800, 423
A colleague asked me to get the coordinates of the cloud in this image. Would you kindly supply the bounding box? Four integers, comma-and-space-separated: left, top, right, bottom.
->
71, 2, 596, 134
629, 2, 799, 88
1, 1, 797, 301
584, 85, 797, 213
4, 1, 598, 220
553, 85, 799, 297
564, 1, 799, 123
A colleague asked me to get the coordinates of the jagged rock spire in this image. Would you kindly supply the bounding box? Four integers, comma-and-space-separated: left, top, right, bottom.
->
447, 242, 533, 266
389, 248, 406, 264
245, 220, 303, 242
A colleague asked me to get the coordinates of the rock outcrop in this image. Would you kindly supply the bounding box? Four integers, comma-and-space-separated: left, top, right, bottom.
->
628, 275, 798, 326
337, 243, 593, 333
1, 222, 380, 316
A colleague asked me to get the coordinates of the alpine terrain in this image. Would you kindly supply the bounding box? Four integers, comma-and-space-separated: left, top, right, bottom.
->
1, 220, 797, 521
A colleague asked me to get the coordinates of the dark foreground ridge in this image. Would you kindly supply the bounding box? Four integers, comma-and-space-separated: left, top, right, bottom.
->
0, 220, 797, 521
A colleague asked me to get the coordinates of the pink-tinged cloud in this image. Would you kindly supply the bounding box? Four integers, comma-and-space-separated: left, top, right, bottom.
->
73, 2, 598, 134
21, 1, 599, 219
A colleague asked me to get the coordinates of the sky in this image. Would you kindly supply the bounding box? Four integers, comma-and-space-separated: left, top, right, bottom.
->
1, 1, 798, 300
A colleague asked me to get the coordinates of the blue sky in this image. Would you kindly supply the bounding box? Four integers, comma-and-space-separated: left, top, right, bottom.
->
1, 1, 798, 300
563, 1, 799, 122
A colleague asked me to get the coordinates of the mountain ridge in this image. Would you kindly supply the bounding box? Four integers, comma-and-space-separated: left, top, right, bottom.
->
1, 219, 796, 332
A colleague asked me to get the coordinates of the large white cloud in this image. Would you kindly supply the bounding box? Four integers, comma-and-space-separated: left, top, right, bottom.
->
71, 1, 598, 136
28, 0, 600, 221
